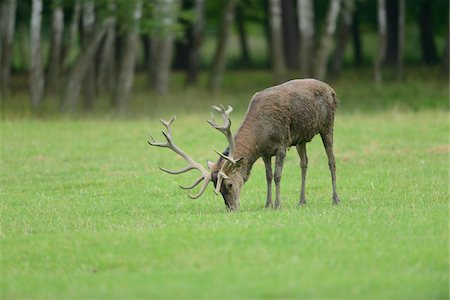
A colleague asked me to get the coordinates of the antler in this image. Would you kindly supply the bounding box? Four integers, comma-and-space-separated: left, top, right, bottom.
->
148, 116, 211, 199
207, 105, 237, 164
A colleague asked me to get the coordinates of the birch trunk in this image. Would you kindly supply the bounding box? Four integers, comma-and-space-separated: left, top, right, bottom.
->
152, 0, 178, 94
0, 0, 17, 94
209, 0, 236, 92
396, 0, 404, 80
269, 0, 286, 83
314, 0, 341, 80
186, 0, 205, 86
48, 0, 64, 92
30, 0, 44, 108
374, 0, 387, 85
62, 23, 109, 112
298, 0, 314, 77
115, 1, 142, 112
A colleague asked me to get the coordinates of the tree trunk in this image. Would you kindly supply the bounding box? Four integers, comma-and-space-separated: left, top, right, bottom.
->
186, 0, 205, 86
236, 5, 250, 66
81, 1, 96, 110
64, 0, 81, 70
18, 24, 28, 70
332, 0, 354, 75
281, 0, 299, 69
385, 0, 399, 65
48, 0, 64, 93
396, 0, 405, 80
209, 0, 236, 92
351, 6, 362, 66
97, 2, 116, 94
115, 1, 142, 112
151, 0, 178, 95
418, 0, 438, 64
374, 0, 387, 85
442, 29, 449, 75
314, 0, 341, 80
268, 0, 286, 83
30, 0, 44, 108
298, 0, 315, 77
0, 0, 17, 95
62, 23, 109, 112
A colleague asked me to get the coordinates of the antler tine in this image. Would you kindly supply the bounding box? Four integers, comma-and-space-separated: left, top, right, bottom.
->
188, 179, 210, 199
179, 176, 204, 190
148, 115, 212, 199
208, 104, 236, 164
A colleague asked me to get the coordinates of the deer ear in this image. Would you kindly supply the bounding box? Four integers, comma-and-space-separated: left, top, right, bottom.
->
207, 160, 215, 170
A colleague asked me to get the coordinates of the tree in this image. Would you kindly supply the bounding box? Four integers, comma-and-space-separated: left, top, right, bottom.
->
418, 0, 439, 64
64, 0, 81, 70
115, 1, 142, 112
268, 0, 286, 83
374, 0, 387, 85
30, 0, 44, 108
186, 0, 205, 86
151, 0, 179, 94
62, 23, 109, 112
332, 0, 354, 75
385, 0, 399, 65
298, 0, 315, 77
209, 0, 236, 92
281, 0, 299, 69
351, 4, 362, 66
47, 0, 64, 93
97, 2, 117, 94
81, 1, 96, 109
396, 0, 405, 80
236, 4, 250, 66
314, 0, 341, 80
0, 0, 17, 95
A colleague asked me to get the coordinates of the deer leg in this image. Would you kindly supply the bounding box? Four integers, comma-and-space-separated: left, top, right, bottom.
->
296, 141, 308, 206
321, 130, 340, 205
263, 156, 273, 208
274, 148, 286, 209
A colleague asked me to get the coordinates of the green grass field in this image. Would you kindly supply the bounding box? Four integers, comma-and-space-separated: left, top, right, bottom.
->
1, 103, 448, 298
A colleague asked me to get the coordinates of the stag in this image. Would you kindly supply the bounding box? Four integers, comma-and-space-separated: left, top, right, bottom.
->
148, 79, 340, 211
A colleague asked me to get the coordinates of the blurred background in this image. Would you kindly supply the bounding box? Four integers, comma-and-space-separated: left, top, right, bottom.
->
0, 0, 448, 118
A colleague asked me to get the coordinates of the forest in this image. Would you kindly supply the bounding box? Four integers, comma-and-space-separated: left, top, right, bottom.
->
0, 0, 448, 115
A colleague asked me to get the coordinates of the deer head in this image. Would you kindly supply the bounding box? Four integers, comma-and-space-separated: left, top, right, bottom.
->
148, 105, 243, 211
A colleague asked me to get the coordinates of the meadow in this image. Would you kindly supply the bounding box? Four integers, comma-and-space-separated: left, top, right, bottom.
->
1, 70, 448, 299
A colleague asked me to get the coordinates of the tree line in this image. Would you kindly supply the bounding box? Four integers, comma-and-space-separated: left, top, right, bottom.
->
0, 0, 448, 113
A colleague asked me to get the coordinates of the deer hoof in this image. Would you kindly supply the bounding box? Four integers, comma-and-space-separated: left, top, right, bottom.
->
299, 198, 307, 206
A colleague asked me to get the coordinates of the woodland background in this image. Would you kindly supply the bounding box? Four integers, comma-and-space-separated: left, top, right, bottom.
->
0, 0, 448, 116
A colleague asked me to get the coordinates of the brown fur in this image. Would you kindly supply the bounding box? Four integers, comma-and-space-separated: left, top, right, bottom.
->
211, 79, 340, 210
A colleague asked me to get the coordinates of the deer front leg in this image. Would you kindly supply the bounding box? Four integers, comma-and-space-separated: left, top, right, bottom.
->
263, 156, 273, 208
274, 148, 286, 209
296, 141, 308, 206
321, 130, 340, 205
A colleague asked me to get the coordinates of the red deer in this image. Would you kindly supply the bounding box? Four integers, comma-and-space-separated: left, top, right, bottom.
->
148, 79, 340, 211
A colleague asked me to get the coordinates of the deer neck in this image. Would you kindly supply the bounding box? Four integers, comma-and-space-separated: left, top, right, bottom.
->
233, 131, 260, 182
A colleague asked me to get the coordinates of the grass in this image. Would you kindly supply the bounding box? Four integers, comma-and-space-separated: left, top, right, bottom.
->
1, 105, 448, 298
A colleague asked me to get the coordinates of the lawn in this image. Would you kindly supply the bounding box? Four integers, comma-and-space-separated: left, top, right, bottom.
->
0, 106, 448, 298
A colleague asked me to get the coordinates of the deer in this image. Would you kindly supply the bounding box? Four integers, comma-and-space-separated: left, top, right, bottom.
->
148, 79, 340, 211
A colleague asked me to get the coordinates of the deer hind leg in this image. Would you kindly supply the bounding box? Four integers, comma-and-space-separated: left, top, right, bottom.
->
263, 156, 273, 208
320, 129, 340, 205
296, 141, 308, 206
274, 148, 286, 209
